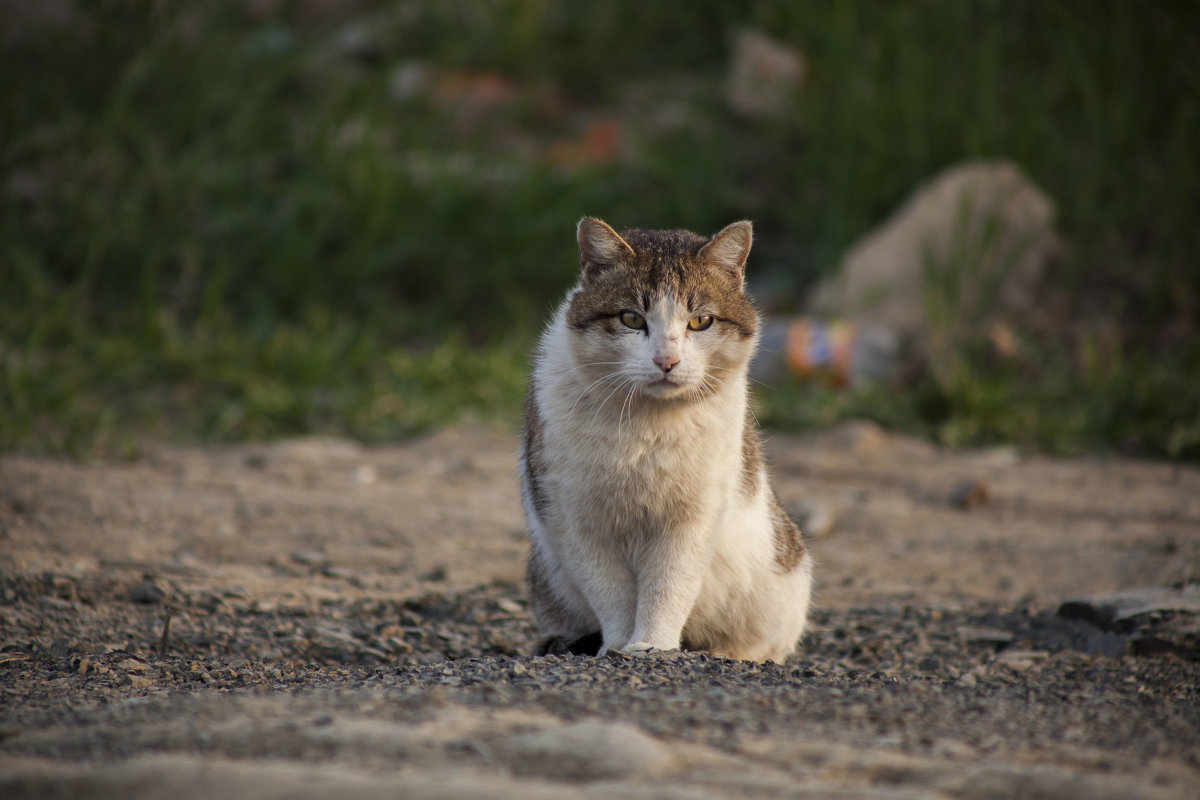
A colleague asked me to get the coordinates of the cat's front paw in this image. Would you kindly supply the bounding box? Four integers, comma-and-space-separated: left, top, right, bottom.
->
621, 641, 672, 656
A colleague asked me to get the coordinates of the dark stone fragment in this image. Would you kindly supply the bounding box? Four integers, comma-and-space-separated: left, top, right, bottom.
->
1129, 636, 1179, 657
129, 578, 165, 605
949, 479, 990, 509
1057, 599, 1117, 631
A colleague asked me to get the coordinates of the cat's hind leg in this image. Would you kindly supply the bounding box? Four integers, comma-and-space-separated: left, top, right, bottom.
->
526, 536, 602, 652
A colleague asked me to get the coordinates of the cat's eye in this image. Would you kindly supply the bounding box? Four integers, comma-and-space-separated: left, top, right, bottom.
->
619, 310, 647, 330
688, 315, 715, 331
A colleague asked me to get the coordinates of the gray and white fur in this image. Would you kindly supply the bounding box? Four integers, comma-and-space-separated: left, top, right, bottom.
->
520, 218, 812, 663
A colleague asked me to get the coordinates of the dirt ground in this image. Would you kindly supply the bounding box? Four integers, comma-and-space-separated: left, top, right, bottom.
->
2, 423, 1199, 799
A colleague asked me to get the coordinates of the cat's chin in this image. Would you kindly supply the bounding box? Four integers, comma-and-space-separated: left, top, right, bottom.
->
640, 378, 692, 399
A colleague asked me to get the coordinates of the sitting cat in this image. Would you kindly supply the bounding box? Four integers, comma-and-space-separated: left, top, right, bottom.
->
521, 217, 813, 663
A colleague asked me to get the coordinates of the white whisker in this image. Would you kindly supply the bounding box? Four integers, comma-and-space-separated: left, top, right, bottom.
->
566, 370, 626, 416
569, 360, 626, 373
618, 383, 637, 440
590, 374, 635, 428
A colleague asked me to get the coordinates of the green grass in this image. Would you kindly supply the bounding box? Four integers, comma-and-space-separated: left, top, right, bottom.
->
2, 1, 1198, 458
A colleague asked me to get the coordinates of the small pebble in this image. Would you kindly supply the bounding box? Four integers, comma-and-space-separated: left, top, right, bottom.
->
290, 549, 328, 567
129, 578, 166, 605
949, 479, 990, 510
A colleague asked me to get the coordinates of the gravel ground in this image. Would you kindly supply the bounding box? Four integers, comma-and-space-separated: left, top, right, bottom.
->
3, 574, 1198, 798
2, 426, 1199, 798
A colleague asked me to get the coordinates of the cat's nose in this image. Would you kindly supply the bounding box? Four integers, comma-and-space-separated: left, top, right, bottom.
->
654, 353, 679, 373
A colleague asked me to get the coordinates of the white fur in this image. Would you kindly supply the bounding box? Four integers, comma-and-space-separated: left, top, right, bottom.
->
522, 287, 813, 662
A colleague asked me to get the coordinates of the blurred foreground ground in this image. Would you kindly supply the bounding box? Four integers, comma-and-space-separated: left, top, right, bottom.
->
2, 426, 1199, 798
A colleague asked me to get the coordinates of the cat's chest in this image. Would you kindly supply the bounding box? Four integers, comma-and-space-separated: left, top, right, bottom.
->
545, 399, 735, 502
552, 427, 720, 538
595, 425, 695, 480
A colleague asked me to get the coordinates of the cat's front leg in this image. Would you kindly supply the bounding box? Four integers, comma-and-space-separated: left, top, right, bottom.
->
563, 530, 638, 655
589, 581, 638, 657
623, 531, 709, 654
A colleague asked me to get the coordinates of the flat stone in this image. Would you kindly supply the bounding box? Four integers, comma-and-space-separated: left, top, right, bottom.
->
289, 550, 328, 567
1058, 586, 1200, 626
498, 720, 676, 782
955, 626, 1014, 645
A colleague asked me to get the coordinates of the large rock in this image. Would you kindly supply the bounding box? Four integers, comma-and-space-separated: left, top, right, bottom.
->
809, 161, 1058, 339
726, 29, 806, 118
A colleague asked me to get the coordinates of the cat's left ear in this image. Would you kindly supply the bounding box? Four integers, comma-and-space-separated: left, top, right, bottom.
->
699, 220, 753, 286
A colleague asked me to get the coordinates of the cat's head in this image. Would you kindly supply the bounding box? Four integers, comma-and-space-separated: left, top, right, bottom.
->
565, 218, 760, 401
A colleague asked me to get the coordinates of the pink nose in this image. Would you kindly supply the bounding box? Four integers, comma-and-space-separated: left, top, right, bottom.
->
654, 353, 679, 373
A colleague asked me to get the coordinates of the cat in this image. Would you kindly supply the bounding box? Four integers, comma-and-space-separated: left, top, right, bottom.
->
520, 217, 813, 663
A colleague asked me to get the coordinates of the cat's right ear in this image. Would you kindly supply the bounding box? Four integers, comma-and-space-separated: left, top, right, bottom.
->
577, 217, 634, 282
699, 220, 753, 287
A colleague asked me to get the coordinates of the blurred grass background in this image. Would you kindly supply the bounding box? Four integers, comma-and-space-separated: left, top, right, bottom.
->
2, 0, 1197, 458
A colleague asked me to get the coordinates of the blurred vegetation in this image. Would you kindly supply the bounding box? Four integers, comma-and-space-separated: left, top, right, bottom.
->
2, 0, 1197, 458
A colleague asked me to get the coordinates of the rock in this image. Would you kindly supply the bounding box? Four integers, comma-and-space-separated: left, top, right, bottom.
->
414, 651, 445, 665
809, 160, 1058, 347
948, 479, 990, 510
955, 626, 1014, 646
494, 598, 524, 615
353, 465, 378, 485
995, 650, 1049, 668
785, 501, 838, 539
1058, 586, 1200, 658
421, 565, 448, 582
498, 720, 676, 781
129, 578, 166, 605
1058, 586, 1200, 626
726, 29, 806, 118
120, 674, 154, 689
307, 624, 363, 655
290, 549, 329, 567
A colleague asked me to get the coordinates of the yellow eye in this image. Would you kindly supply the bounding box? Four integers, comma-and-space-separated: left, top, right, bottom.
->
688, 315, 714, 331
619, 310, 647, 330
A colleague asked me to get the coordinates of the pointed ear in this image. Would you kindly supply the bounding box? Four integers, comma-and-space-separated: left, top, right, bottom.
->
699, 220, 753, 285
577, 217, 634, 281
